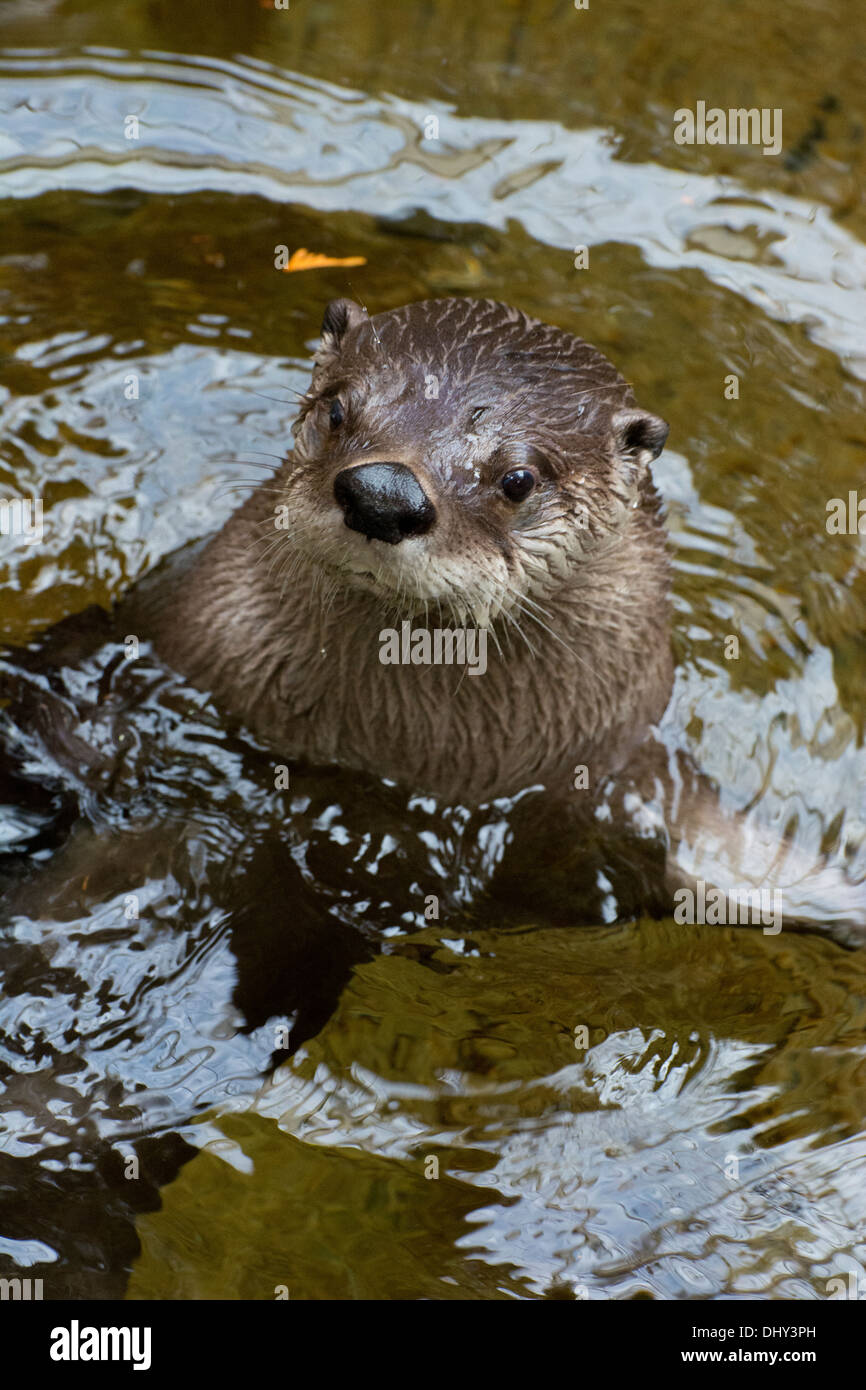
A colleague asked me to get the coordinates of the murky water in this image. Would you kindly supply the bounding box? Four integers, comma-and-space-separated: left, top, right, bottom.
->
0, 0, 864, 1299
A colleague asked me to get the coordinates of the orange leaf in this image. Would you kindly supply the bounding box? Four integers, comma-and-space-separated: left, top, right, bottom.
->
282, 247, 367, 273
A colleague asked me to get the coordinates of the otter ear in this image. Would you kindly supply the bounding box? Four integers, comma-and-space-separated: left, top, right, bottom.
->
611, 408, 669, 469
317, 298, 366, 361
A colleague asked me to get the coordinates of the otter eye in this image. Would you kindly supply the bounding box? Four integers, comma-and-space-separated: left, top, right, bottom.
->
329, 398, 345, 429
501, 468, 536, 502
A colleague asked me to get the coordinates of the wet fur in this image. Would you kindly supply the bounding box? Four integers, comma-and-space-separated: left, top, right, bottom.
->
137, 298, 673, 804
129, 296, 865, 940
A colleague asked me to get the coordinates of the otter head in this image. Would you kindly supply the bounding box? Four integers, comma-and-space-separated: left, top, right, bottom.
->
284, 297, 668, 628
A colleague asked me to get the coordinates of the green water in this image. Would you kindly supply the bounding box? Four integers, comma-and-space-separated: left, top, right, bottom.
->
0, 0, 864, 1300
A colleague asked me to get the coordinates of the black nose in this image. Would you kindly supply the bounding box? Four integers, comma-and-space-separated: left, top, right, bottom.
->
333, 463, 436, 545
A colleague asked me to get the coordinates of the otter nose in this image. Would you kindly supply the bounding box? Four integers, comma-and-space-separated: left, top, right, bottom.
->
334, 463, 436, 545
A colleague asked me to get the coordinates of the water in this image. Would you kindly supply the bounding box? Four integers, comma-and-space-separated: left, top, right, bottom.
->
0, 0, 864, 1300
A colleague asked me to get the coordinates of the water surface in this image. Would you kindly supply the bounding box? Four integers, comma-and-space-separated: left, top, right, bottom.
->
0, 0, 864, 1300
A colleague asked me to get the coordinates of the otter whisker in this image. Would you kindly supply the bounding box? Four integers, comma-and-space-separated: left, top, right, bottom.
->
210, 485, 288, 513
213, 482, 289, 506
511, 593, 574, 656
250, 385, 309, 402
500, 603, 540, 660
262, 537, 293, 580
486, 621, 505, 661
210, 453, 285, 466
245, 525, 293, 563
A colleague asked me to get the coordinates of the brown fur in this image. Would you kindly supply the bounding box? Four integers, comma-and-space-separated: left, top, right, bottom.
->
139, 297, 673, 804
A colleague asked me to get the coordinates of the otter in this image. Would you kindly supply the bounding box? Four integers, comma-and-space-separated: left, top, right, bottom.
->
136, 297, 674, 807
122, 295, 866, 942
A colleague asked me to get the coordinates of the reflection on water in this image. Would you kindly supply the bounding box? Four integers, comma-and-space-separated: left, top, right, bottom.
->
1, 48, 865, 371
0, 0, 864, 1300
